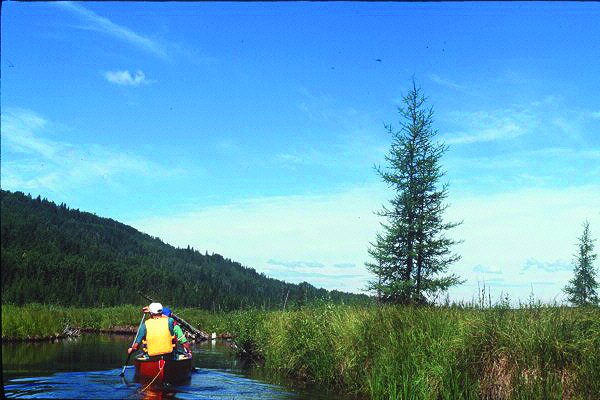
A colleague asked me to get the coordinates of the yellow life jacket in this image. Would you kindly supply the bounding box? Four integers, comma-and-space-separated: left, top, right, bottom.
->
143, 317, 175, 356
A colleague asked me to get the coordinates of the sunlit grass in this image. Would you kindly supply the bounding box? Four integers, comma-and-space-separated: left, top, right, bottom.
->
1, 304, 141, 339
3, 303, 599, 399
221, 304, 600, 399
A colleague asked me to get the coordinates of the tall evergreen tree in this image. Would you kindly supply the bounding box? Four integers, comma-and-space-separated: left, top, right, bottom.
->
366, 81, 462, 304
564, 221, 598, 306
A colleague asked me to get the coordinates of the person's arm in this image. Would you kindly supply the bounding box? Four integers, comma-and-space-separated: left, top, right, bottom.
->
173, 324, 187, 344
127, 343, 139, 354
127, 323, 146, 354
182, 341, 192, 355
173, 324, 192, 355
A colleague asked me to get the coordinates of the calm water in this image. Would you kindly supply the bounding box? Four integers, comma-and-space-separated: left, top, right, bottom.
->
2, 334, 352, 399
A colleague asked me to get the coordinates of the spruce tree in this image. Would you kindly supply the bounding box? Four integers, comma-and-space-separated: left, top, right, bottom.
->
366, 81, 462, 304
564, 221, 598, 306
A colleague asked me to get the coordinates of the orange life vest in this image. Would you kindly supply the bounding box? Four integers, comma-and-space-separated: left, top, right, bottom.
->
143, 317, 175, 356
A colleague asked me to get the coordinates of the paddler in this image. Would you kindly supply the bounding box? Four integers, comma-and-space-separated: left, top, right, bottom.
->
128, 302, 192, 359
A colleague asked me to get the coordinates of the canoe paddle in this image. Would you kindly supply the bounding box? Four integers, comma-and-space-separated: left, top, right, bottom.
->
120, 313, 145, 376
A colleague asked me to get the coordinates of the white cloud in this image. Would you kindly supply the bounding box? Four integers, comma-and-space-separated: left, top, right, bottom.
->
333, 263, 356, 269
446, 185, 600, 303
1, 108, 181, 194
522, 258, 572, 273
445, 147, 600, 187
0, 109, 55, 158
126, 182, 599, 301
473, 265, 502, 275
57, 2, 168, 59
441, 96, 600, 147
273, 133, 387, 171
267, 259, 326, 269
443, 107, 537, 144
104, 70, 152, 86
427, 73, 465, 90
275, 148, 328, 166
215, 138, 239, 152
530, 95, 561, 107
295, 86, 379, 132
127, 184, 387, 292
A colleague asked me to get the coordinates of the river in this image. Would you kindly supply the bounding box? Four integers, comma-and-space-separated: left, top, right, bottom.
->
2, 334, 353, 399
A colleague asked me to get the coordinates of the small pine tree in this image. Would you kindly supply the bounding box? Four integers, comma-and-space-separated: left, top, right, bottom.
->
564, 221, 599, 306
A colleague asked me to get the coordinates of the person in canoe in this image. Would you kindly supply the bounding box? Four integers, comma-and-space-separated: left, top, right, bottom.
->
142, 304, 176, 324
127, 302, 192, 359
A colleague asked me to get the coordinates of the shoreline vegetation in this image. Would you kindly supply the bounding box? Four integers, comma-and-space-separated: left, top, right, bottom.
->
3, 303, 599, 399
1, 189, 372, 311
1, 304, 140, 342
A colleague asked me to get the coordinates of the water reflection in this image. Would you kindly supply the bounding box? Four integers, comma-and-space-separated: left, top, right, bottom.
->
4, 367, 297, 399
3, 334, 130, 375
2, 335, 348, 399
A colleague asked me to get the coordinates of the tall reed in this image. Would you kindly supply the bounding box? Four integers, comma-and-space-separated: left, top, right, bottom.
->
223, 304, 600, 399
1, 304, 141, 340
3, 303, 598, 399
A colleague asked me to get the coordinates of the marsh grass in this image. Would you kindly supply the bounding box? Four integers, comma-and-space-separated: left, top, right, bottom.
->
1, 304, 141, 340
222, 304, 600, 399
3, 303, 599, 399
2, 304, 65, 340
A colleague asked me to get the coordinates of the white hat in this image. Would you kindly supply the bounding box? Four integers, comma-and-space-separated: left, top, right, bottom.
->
148, 302, 163, 314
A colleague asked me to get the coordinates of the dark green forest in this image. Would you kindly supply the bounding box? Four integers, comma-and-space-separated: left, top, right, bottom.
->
0, 190, 372, 310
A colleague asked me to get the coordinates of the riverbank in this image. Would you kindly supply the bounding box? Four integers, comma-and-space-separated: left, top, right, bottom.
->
0, 304, 230, 341
3, 303, 599, 399
1, 304, 143, 341
215, 305, 600, 399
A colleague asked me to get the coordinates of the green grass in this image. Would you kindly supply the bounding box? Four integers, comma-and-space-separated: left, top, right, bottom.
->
2, 304, 66, 340
219, 304, 600, 399
1, 304, 142, 340
3, 303, 599, 399
0, 304, 231, 340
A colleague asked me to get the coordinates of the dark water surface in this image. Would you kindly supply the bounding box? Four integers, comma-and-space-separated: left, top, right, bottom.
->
2, 334, 351, 399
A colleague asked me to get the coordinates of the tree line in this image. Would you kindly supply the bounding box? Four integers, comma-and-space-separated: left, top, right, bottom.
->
0, 190, 372, 309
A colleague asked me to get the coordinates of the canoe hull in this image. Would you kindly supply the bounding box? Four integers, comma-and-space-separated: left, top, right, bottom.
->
134, 356, 193, 383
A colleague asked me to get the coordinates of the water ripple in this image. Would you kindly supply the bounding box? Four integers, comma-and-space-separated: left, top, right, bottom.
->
4, 367, 298, 399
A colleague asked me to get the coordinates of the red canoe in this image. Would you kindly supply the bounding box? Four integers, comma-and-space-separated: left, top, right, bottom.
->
134, 355, 193, 383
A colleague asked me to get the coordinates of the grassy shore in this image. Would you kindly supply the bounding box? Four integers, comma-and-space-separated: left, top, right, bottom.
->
3, 303, 599, 399
1, 304, 142, 340
0, 303, 231, 340
208, 304, 600, 399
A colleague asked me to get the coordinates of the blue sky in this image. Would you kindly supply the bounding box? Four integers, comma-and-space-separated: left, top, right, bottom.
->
2, 2, 599, 302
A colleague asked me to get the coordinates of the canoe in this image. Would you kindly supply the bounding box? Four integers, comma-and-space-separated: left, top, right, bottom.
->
133, 354, 193, 383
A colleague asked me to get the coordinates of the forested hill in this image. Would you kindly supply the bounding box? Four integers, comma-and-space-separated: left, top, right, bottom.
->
0, 190, 372, 309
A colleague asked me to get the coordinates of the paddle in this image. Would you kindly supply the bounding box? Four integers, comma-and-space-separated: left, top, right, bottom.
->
119, 313, 145, 377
